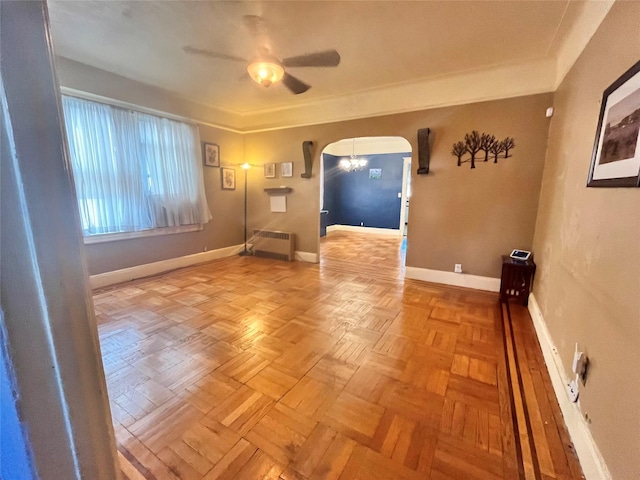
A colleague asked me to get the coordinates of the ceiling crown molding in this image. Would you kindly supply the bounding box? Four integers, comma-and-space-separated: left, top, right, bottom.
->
56, 57, 246, 133
239, 58, 557, 132
553, 0, 615, 88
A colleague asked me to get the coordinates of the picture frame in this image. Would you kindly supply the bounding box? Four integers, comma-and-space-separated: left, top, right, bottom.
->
264, 163, 276, 178
588, 60, 640, 187
369, 168, 382, 180
221, 167, 235, 190
203, 142, 220, 167
281, 162, 293, 178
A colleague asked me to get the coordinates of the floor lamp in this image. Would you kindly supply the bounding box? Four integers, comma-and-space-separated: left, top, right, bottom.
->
238, 162, 252, 256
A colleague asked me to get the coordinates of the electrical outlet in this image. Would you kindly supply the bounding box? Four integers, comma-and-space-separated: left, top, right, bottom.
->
567, 380, 579, 403
572, 351, 587, 376
572, 344, 589, 383
454, 264, 462, 273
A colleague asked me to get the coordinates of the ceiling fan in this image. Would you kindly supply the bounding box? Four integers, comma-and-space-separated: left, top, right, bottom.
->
183, 15, 340, 95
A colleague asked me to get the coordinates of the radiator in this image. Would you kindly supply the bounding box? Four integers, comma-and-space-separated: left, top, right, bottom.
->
252, 230, 295, 262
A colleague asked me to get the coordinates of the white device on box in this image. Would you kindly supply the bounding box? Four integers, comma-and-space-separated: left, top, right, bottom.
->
510, 249, 531, 261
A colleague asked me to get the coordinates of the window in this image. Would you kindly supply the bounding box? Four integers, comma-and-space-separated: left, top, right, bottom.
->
62, 96, 211, 237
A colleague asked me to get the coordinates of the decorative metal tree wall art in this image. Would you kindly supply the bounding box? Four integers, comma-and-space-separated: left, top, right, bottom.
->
502, 137, 515, 158
452, 141, 466, 166
465, 131, 482, 169
489, 138, 505, 163
451, 131, 516, 168
480, 134, 495, 162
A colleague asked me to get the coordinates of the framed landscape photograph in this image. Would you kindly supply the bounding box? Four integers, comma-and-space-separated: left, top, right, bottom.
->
281, 162, 293, 178
221, 168, 235, 190
588, 60, 640, 187
203, 142, 220, 167
369, 168, 382, 180
264, 163, 276, 178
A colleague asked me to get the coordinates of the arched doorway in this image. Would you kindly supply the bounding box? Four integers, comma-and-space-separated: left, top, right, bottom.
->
319, 136, 412, 270
321, 136, 412, 234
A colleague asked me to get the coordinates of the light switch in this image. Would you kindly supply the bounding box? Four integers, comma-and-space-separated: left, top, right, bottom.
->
397, 192, 402, 198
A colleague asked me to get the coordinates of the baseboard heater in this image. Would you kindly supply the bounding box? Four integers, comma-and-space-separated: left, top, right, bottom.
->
252, 229, 295, 262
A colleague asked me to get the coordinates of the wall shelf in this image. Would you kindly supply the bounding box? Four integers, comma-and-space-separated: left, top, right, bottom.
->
264, 187, 292, 195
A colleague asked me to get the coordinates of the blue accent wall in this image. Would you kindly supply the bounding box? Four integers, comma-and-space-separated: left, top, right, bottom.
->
323, 152, 408, 229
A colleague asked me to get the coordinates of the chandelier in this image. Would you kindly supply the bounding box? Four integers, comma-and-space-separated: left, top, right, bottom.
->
339, 138, 368, 171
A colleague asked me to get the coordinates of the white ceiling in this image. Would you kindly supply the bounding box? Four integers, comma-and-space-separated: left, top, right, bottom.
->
47, 1, 613, 131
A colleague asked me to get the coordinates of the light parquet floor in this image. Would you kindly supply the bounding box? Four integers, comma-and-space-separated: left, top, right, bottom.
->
94, 231, 583, 479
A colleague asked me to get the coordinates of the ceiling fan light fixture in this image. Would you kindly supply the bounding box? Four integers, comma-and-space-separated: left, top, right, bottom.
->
247, 60, 284, 87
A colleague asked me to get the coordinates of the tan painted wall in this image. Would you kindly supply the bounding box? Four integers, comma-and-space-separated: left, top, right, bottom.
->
56, 56, 551, 279
532, 3, 640, 478
245, 93, 552, 276
55, 58, 245, 274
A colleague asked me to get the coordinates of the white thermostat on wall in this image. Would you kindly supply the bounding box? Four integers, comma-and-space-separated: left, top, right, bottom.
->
510, 249, 532, 261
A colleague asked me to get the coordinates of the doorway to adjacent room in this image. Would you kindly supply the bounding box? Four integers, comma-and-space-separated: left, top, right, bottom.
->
320, 136, 412, 235
319, 136, 412, 268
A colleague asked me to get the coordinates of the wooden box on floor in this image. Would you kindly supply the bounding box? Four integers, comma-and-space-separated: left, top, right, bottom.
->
499, 255, 536, 306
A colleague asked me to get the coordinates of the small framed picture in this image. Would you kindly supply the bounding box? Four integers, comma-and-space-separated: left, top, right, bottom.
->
203, 142, 220, 167
588, 60, 640, 187
221, 168, 235, 190
281, 162, 293, 178
369, 168, 382, 180
264, 163, 276, 178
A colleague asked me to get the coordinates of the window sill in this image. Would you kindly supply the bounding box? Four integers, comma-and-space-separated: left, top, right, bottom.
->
83, 224, 203, 245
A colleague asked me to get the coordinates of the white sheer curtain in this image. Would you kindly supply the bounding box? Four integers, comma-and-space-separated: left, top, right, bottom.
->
137, 113, 211, 227
62, 96, 211, 235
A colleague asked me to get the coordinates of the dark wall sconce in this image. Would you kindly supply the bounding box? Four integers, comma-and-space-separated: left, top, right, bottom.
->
301, 140, 314, 178
417, 128, 431, 175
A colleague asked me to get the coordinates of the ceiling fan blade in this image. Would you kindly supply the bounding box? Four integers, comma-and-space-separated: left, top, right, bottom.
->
243, 15, 268, 37
183, 46, 246, 62
282, 72, 311, 95
282, 50, 341, 68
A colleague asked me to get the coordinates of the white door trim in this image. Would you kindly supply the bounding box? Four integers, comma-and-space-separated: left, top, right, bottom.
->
399, 156, 412, 232
0, 2, 119, 478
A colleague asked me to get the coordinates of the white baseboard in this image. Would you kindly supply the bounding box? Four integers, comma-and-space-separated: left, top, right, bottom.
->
404, 266, 500, 292
89, 243, 245, 289
326, 224, 401, 237
528, 294, 611, 480
295, 251, 318, 263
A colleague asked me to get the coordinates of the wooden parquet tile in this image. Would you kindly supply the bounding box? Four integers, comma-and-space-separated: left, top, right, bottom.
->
102, 231, 583, 479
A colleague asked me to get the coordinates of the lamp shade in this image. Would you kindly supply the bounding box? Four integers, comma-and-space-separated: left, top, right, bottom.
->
247, 60, 285, 87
